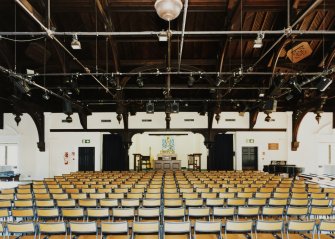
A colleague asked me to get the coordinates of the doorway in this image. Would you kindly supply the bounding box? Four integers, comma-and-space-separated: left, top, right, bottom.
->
211, 134, 234, 170
103, 134, 126, 171
78, 147, 95, 171
242, 147, 258, 170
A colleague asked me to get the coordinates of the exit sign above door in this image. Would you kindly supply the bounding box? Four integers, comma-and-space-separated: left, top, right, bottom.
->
82, 139, 90, 144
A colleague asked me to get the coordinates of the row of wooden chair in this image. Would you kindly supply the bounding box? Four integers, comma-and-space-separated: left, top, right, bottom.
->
0, 206, 333, 222
0, 219, 333, 239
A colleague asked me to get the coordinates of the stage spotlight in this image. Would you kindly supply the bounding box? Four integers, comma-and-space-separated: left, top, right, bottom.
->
146, 101, 154, 114
316, 76, 332, 92
136, 74, 144, 88
288, 77, 302, 94
215, 73, 224, 87
107, 74, 117, 88
187, 74, 195, 87
253, 32, 264, 48
171, 101, 179, 113
42, 91, 50, 100
71, 34, 81, 50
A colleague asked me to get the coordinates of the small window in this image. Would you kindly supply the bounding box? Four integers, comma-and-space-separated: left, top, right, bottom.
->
0, 144, 18, 167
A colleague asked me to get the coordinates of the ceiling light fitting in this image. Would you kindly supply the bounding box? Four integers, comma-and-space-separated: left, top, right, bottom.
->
71, 34, 81, 50
158, 31, 168, 42
42, 91, 50, 100
154, 0, 183, 21
187, 73, 195, 87
136, 73, 144, 88
253, 32, 264, 48
316, 76, 332, 92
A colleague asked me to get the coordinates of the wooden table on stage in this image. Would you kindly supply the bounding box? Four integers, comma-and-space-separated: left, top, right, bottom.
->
153, 160, 181, 170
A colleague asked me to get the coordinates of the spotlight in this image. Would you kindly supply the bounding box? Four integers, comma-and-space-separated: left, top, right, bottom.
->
215, 73, 224, 87
146, 101, 154, 114
136, 74, 144, 88
187, 74, 195, 87
14, 80, 31, 96
42, 91, 50, 100
65, 114, 73, 123
259, 90, 265, 98
158, 31, 168, 42
171, 101, 179, 113
316, 76, 332, 92
71, 34, 81, 50
288, 77, 302, 94
253, 32, 264, 48
107, 74, 117, 88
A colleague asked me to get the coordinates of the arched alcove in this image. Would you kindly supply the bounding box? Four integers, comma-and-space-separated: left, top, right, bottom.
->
129, 131, 207, 170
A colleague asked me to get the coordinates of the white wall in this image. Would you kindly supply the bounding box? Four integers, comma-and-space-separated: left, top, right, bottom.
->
1, 111, 335, 179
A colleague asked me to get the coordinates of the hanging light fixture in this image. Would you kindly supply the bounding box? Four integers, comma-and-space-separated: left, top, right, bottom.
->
154, 0, 183, 21
253, 32, 264, 48
71, 34, 81, 50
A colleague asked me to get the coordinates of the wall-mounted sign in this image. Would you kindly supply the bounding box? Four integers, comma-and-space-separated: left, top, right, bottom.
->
246, 139, 254, 143
82, 139, 90, 144
268, 143, 279, 150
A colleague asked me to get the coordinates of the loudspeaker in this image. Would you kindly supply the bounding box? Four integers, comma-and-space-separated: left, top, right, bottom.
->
146, 102, 154, 114
316, 77, 332, 92
171, 102, 179, 113
63, 101, 73, 114
264, 99, 277, 112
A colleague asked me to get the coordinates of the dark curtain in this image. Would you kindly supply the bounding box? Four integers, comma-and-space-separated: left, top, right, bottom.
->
212, 134, 234, 170
78, 147, 95, 171
103, 134, 126, 171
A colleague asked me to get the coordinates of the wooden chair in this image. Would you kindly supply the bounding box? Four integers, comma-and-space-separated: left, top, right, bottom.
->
132, 221, 160, 239
194, 221, 221, 239
36, 208, 60, 222
164, 221, 191, 239
69, 221, 97, 239
7, 222, 36, 239
100, 221, 129, 239
138, 207, 160, 221
38, 222, 67, 239
255, 220, 284, 239
163, 207, 185, 222
286, 220, 316, 239
225, 220, 253, 239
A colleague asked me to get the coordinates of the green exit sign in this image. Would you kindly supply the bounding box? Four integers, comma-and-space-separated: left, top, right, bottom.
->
82, 139, 90, 144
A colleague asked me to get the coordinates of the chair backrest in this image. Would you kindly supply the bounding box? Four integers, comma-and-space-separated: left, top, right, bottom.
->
256, 220, 284, 232
185, 198, 203, 207
212, 207, 235, 217
206, 198, 224, 207
70, 221, 97, 235
309, 207, 332, 217
163, 207, 185, 220
287, 220, 315, 233
142, 199, 161, 207
319, 220, 335, 233
39, 222, 67, 234
16, 193, 33, 200
101, 221, 128, 235
138, 207, 160, 219
225, 220, 253, 233
121, 198, 140, 207
188, 207, 210, 219
194, 221, 221, 236
164, 221, 190, 234
7, 222, 35, 235
12, 208, 35, 219
112, 208, 135, 219
100, 199, 118, 208
87, 208, 109, 218
262, 206, 284, 217
57, 199, 76, 208
133, 221, 160, 234
37, 208, 59, 219
62, 208, 84, 218
286, 206, 308, 217
35, 199, 55, 208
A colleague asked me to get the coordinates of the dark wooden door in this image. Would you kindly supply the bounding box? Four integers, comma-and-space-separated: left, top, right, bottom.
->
78, 147, 95, 171
242, 147, 258, 170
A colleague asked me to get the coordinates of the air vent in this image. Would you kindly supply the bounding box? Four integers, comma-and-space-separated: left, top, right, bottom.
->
142, 119, 152, 122
101, 119, 111, 123
184, 119, 194, 122
225, 119, 236, 122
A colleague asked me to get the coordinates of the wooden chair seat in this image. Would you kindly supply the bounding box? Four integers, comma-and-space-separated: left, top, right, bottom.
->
223, 234, 248, 239
106, 236, 130, 239
193, 235, 218, 239
253, 233, 277, 239
48, 235, 71, 239
164, 235, 189, 239
77, 235, 98, 239
133, 235, 158, 239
